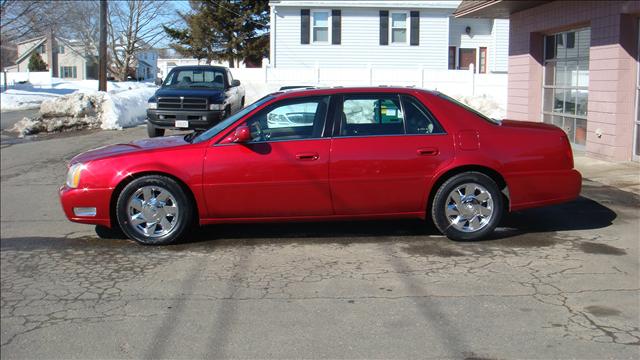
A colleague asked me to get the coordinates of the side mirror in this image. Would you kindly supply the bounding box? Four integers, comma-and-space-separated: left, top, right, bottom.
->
231, 79, 241, 87
155, 78, 163, 86
232, 125, 251, 143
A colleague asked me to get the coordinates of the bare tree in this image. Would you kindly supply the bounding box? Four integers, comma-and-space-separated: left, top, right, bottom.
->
107, 0, 177, 81
0, 0, 66, 41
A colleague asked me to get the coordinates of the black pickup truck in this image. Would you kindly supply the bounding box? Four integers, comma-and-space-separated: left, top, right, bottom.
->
146, 65, 245, 137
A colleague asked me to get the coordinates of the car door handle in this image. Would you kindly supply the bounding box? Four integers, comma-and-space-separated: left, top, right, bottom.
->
417, 147, 439, 156
296, 152, 319, 161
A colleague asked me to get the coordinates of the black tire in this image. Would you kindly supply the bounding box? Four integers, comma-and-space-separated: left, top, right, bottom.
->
240, 97, 245, 107
223, 106, 231, 119
431, 172, 503, 241
116, 175, 193, 245
94, 225, 125, 239
147, 122, 165, 137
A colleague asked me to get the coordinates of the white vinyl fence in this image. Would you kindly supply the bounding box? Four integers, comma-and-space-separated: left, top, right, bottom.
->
229, 66, 508, 108
1, 71, 52, 90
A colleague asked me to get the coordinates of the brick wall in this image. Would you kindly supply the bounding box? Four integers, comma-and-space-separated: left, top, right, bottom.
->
507, 1, 640, 161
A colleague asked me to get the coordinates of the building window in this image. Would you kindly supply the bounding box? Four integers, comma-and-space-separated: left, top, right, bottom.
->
542, 27, 590, 146
479, 47, 487, 73
35, 44, 45, 54
390, 12, 408, 44
60, 66, 77, 78
448, 46, 456, 70
58, 45, 64, 54
311, 10, 329, 43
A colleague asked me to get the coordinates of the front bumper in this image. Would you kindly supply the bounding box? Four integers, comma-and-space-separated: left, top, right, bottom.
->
147, 109, 224, 130
59, 185, 113, 227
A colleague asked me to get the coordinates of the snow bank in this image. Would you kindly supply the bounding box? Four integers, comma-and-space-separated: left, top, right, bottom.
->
1, 79, 155, 112
101, 86, 157, 129
10, 84, 157, 136
451, 94, 506, 119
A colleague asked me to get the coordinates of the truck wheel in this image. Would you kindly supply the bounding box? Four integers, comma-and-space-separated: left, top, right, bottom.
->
147, 123, 165, 138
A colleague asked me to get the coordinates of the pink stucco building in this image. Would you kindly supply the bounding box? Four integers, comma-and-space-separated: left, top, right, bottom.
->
455, 1, 640, 162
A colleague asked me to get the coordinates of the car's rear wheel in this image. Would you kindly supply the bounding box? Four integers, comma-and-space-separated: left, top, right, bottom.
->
147, 123, 165, 138
431, 172, 503, 241
116, 175, 192, 245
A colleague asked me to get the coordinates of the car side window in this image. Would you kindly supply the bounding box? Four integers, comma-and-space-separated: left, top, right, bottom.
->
244, 96, 330, 142
339, 95, 404, 136
401, 95, 445, 134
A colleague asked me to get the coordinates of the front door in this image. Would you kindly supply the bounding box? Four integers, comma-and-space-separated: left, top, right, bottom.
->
459, 48, 477, 72
202, 96, 333, 218
329, 93, 454, 215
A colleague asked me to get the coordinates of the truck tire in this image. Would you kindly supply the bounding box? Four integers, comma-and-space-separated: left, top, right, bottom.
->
147, 122, 165, 138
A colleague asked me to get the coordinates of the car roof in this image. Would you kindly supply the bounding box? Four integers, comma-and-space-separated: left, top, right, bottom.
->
269, 86, 437, 99
169, 65, 228, 71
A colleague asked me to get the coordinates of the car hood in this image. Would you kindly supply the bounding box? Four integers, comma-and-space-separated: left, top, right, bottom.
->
153, 87, 225, 103
70, 135, 189, 164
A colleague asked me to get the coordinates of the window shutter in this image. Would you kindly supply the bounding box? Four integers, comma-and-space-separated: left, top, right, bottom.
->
380, 10, 389, 45
410, 11, 419, 46
301, 9, 310, 44
332, 10, 341, 45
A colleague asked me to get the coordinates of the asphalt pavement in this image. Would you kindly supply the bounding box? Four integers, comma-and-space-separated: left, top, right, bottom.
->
0, 109, 39, 130
1, 127, 639, 359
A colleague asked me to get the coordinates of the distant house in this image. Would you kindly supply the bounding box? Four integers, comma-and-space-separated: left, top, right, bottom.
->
12, 34, 98, 80
134, 49, 158, 81
268, 0, 509, 72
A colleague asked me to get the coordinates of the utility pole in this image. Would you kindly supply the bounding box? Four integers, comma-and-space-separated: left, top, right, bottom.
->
98, 0, 108, 91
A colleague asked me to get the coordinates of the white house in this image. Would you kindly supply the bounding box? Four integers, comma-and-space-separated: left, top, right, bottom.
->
134, 49, 158, 81
268, 0, 509, 73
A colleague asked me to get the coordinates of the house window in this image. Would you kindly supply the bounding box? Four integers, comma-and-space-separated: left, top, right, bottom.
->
60, 66, 77, 78
448, 46, 456, 70
35, 44, 45, 54
542, 27, 590, 146
479, 47, 487, 73
311, 10, 329, 43
390, 12, 408, 44
58, 45, 64, 54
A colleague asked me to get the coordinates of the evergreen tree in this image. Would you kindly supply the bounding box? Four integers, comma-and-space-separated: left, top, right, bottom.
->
27, 51, 47, 71
165, 0, 269, 67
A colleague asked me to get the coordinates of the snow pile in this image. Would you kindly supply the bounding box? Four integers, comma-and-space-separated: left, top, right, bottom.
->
100, 86, 157, 129
1, 79, 155, 112
10, 85, 157, 136
452, 94, 506, 119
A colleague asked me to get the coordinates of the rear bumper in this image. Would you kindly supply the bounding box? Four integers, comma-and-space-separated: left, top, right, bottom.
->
59, 185, 113, 227
147, 109, 224, 129
507, 169, 582, 211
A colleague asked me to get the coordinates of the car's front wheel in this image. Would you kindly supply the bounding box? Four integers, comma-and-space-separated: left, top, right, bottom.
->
431, 172, 503, 241
147, 123, 165, 138
116, 175, 193, 245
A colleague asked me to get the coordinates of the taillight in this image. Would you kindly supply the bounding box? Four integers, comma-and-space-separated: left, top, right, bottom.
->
561, 135, 574, 168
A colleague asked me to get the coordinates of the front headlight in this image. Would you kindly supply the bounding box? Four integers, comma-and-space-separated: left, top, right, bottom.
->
66, 163, 85, 188
147, 102, 157, 109
209, 103, 223, 110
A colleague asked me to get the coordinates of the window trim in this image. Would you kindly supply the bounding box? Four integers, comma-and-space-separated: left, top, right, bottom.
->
310, 9, 331, 44
479, 47, 487, 74
448, 46, 457, 70
332, 93, 447, 138
217, 95, 332, 145
541, 27, 590, 147
389, 11, 410, 45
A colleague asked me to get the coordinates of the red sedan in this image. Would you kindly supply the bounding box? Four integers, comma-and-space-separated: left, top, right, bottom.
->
60, 87, 581, 245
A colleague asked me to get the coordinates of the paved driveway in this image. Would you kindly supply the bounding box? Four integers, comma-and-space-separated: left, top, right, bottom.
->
1, 128, 638, 359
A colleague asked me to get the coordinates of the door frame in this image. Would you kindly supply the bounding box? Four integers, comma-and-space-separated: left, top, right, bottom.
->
458, 48, 477, 72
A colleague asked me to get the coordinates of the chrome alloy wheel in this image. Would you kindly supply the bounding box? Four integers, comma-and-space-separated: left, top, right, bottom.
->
127, 186, 179, 238
444, 182, 494, 233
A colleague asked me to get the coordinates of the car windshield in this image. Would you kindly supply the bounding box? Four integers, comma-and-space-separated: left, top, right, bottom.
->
163, 68, 226, 89
436, 92, 502, 125
191, 95, 275, 143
